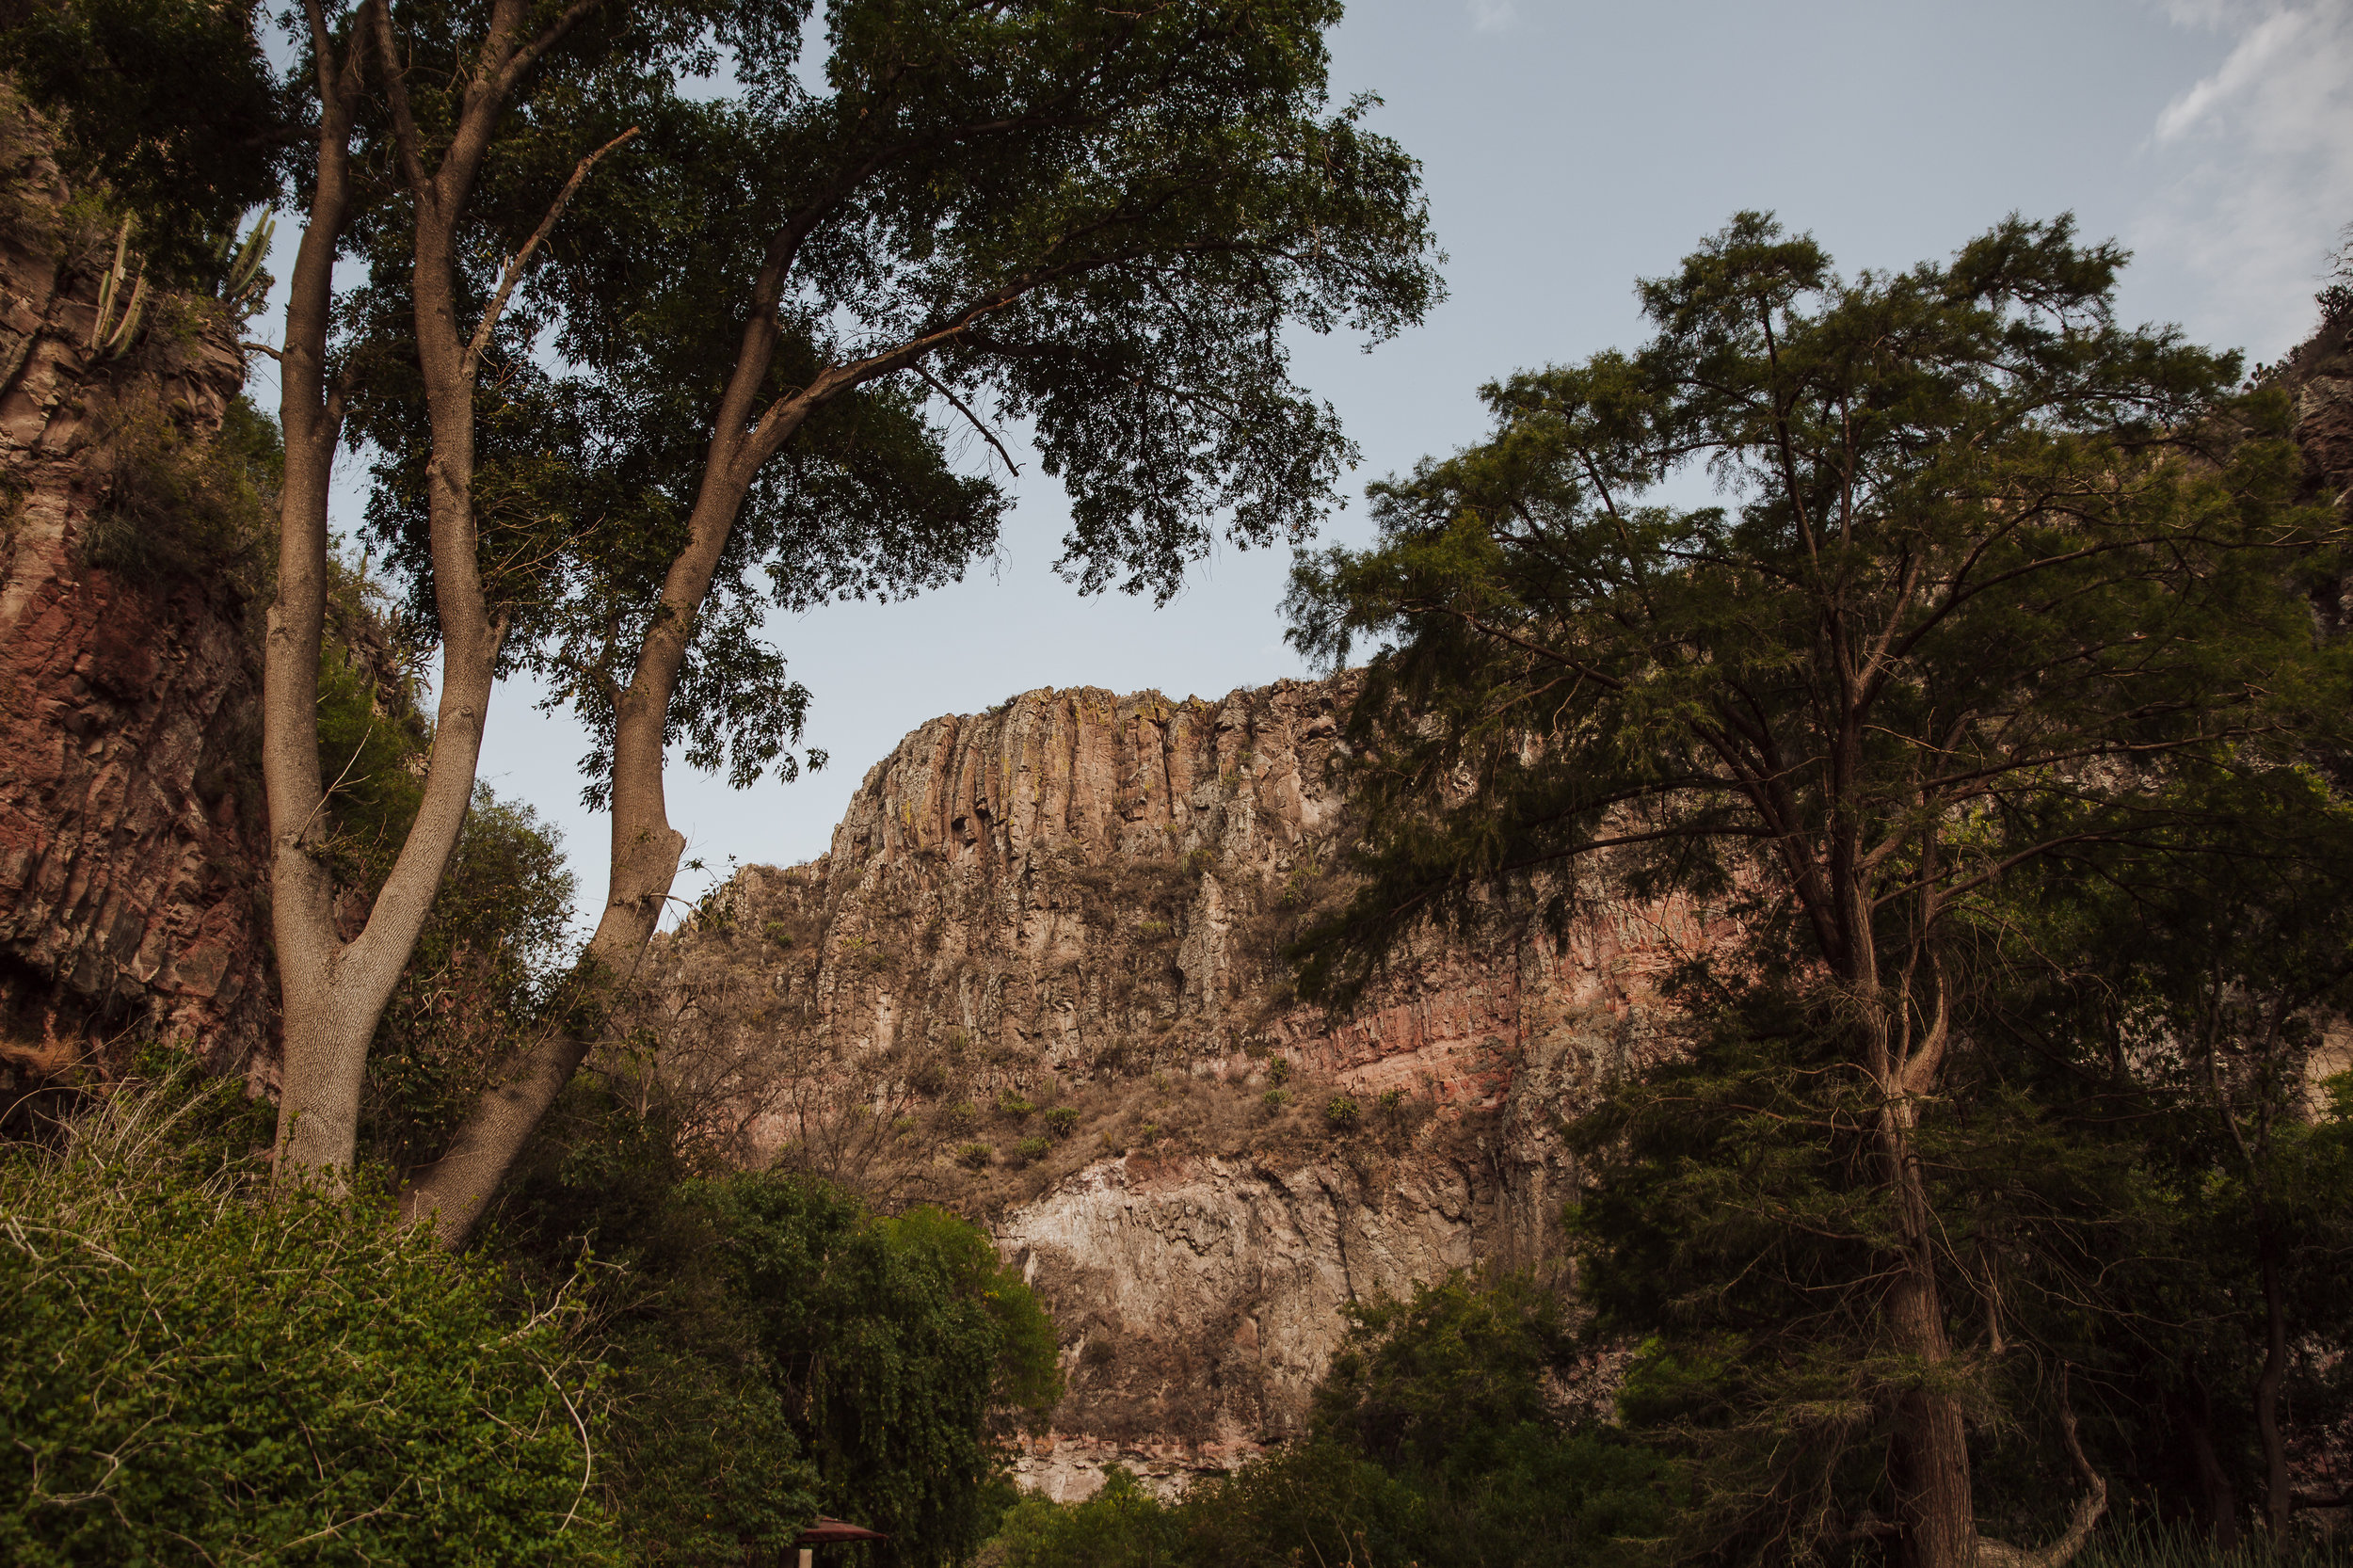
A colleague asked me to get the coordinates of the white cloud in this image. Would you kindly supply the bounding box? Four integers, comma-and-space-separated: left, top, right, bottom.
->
2138, 0, 2353, 355
1466, 0, 1517, 34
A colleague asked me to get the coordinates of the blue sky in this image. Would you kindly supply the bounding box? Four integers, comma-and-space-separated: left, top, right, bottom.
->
250, 0, 2353, 922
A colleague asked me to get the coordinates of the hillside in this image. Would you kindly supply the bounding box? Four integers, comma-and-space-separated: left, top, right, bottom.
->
630, 675, 1723, 1493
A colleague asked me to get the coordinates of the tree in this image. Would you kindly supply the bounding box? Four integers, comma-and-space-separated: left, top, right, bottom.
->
1981, 769, 2353, 1544
252, 1, 1437, 1223
696, 1177, 1063, 1568
1285, 213, 2335, 1568
262, 0, 652, 1183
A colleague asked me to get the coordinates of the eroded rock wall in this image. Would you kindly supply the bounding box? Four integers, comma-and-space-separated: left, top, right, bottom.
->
0, 106, 271, 1096
641, 677, 1717, 1493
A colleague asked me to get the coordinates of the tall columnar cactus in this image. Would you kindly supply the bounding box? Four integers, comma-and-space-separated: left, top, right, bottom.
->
215, 213, 274, 310
87, 216, 148, 360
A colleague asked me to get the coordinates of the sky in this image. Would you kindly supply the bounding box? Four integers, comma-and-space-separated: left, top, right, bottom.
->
251, 0, 2353, 927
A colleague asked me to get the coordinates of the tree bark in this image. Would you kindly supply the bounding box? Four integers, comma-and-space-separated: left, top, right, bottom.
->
269, 0, 589, 1181
2177, 1378, 2242, 1550
2255, 1228, 2292, 1543
401, 407, 785, 1242
1881, 1096, 1978, 1568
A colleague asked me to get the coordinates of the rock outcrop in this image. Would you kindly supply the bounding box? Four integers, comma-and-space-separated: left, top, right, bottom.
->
639, 677, 1720, 1494
0, 100, 272, 1101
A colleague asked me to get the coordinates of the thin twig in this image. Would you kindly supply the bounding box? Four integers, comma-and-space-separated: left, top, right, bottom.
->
913, 362, 1021, 475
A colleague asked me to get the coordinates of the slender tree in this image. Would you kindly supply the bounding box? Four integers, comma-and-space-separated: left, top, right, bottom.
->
264, 0, 706, 1179
261, 1, 1436, 1224
1285, 214, 2333, 1568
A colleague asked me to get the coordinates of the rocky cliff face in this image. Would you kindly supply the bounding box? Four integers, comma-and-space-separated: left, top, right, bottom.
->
0, 102, 272, 1103
638, 677, 1718, 1495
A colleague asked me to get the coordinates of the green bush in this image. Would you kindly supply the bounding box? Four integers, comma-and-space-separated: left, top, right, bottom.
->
700, 1178, 1062, 1566
957, 1141, 995, 1169
988, 1272, 1671, 1568
995, 1467, 1180, 1568
1323, 1094, 1359, 1129
997, 1091, 1037, 1119
1043, 1107, 1080, 1139
0, 1079, 620, 1565
1016, 1135, 1053, 1164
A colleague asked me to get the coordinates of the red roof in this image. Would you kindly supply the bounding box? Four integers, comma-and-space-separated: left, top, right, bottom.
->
795, 1517, 889, 1544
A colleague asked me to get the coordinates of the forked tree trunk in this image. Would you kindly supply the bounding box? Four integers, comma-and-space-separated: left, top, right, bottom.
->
268, 0, 596, 1182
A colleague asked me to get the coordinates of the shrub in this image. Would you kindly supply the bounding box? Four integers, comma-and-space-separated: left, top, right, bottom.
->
1044, 1106, 1080, 1139
77, 394, 280, 595
995, 1466, 1179, 1568
997, 1090, 1036, 1119
1261, 1089, 1289, 1112
1323, 1095, 1360, 1129
0, 1079, 620, 1565
1016, 1135, 1052, 1164
956, 1141, 994, 1169
944, 1100, 980, 1132
1268, 1055, 1292, 1086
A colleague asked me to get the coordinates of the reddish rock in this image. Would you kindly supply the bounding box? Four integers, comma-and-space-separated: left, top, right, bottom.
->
0, 113, 271, 1098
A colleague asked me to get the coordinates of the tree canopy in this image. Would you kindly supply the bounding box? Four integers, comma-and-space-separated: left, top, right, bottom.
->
1285, 212, 2342, 1568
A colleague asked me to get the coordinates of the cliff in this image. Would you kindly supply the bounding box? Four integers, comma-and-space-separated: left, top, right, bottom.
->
0, 97, 272, 1104
634, 676, 1721, 1495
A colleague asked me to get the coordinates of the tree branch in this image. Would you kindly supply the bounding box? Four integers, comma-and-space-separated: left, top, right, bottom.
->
465, 126, 640, 375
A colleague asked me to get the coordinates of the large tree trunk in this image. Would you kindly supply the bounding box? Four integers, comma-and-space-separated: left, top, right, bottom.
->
1881, 1098, 1978, 1568
270, 0, 589, 1181
401, 452, 775, 1243
2255, 1229, 2292, 1543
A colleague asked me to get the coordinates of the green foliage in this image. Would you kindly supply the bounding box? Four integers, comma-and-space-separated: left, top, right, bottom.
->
77, 392, 280, 595
698, 1178, 1064, 1566
998, 1091, 1037, 1119
1286, 209, 2330, 1006
996, 1467, 1184, 1568
1323, 1093, 1360, 1128
0, 1077, 618, 1565
958, 1140, 995, 1169
486, 1095, 1062, 1568
0, 0, 290, 275
331, 0, 1437, 803
1016, 1135, 1052, 1164
1314, 1272, 1572, 1471
364, 790, 580, 1172
475, 1083, 822, 1567
1043, 1107, 1080, 1140
1283, 211, 2345, 1560
995, 1274, 1670, 1568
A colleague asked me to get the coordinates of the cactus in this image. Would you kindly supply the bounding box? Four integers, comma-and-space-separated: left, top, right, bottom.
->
87, 216, 149, 360
218, 213, 274, 307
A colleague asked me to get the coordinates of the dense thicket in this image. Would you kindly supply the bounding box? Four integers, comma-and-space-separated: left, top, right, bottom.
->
0, 1078, 620, 1565
479, 1086, 1063, 1568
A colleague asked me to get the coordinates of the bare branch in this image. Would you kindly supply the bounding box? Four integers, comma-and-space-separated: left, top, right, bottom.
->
913, 362, 1021, 476
465, 126, 641, 375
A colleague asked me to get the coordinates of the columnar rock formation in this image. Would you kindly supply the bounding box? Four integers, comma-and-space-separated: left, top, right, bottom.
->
0, 103, 272, 1099
637, 677, 1722, 1495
